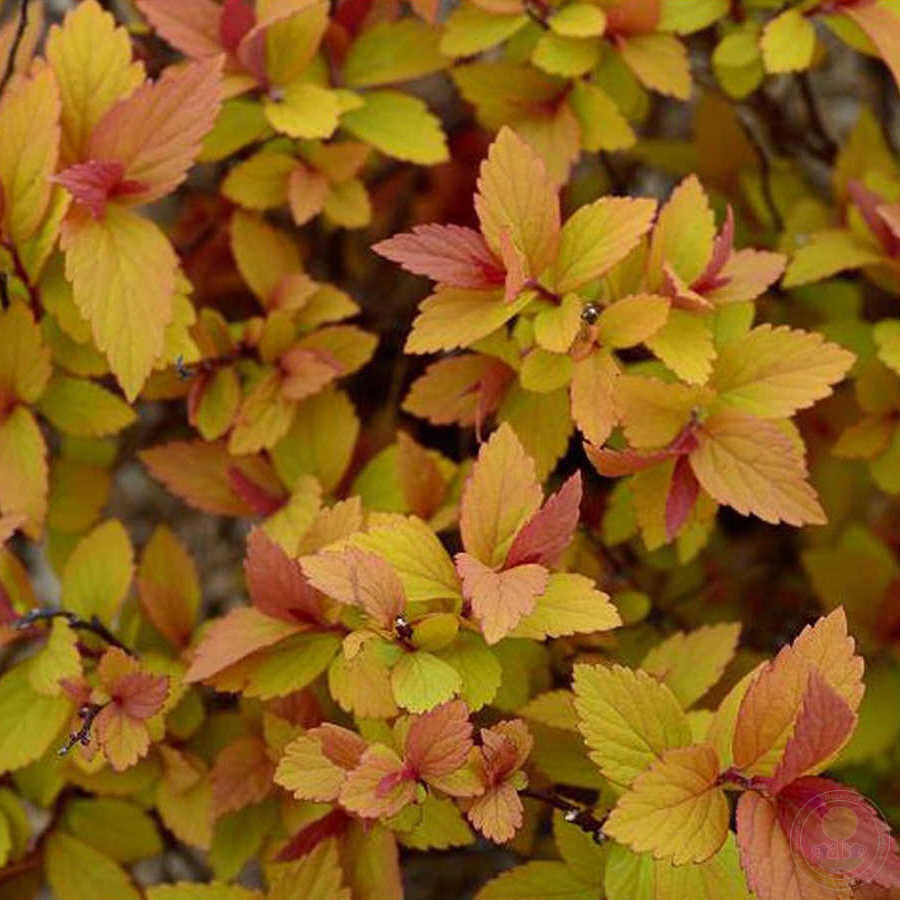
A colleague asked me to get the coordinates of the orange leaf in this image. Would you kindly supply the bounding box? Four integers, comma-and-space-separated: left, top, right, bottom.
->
88, 57, 223, 205
339, 745, 417, 819
456, 552, 548, 645
768, 671, 857, 795
135, 0, 223, 58
459, 423, 542, 568
689, 410, 825, 526
605, 743, 729, 864
184, 606, 302, 683
396, 431, 447, 521
210, 735, 274, 817
474, 127, 560, 281
844, 2, 900, 94
245, 528, 325, 625
405, 700, 473, 780
467, 780, 523, 844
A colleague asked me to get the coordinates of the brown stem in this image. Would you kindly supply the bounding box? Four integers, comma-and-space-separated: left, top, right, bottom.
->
14, 608, 136, 657
520, 789, 608, 842
0, 0, 28, 95
58, 703, 105, 757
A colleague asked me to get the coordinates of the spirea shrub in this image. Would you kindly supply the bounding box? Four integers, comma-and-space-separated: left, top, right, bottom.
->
0, 0, 899, 897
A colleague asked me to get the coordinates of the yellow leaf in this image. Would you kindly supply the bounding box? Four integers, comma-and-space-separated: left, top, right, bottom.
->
641, 623, 741, 709
782, 228, 882, 287
230, 210, 301, 306
222, 151, 294, 209
645, 308, 716, 384
570, 350, 619, 446
477, 861, 598, 899
406, 287, 532, 354
340, 90, 448, 165
618, 33, 691, 100
38, 374, 136, 437
390, 650, 462, 712
0, 406, 47, 538
0, 665, 72, 774
28, 619, 81, 697
147, 884, 262, 900
595, 295, 669, 349
264, 83, 340, 139
552, 197, 656, 294
550, 3, 606, 37
460, 422, 542, 568
60, 204, 177, 401
61, 519, 134, 625
713, 26, 764, 99
0, 303, 51, 406
511, 572, 620, 640
760, 8, 816, 73
62, 797, 162, 864
440, 5, 527, 57
267, 839, 350, 900
648, 175, 715, 288
615, 375, 698, 448
323, 178, 371, 229
568, 81, 635, 152
46, 0, 145, 166
573, 663, 692, 788
520, 348, 573, 393
532, 32, 600, 78
44, 831, 140, 900
711, 325, 855, 418
263, 1, 329, 86
475, 127, 560, 279
498, 385, 573, 481
690, 410, 825, 526
0, 66, 60, 246
605, 743, 729, 864
343, 20, 447, 87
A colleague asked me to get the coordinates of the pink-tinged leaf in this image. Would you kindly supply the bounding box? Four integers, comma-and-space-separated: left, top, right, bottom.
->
847, 180, 897, 254
481, 719, 533, 784
606, 0, 660, 36
88, 56, 223, 205
339, 745, 416, 819
767, 672, 857, 795
459, 423, 543, 568
395, 431, 447, 521
111, 670, 169, 721
844, 1, 900, 95
210, 735, 274, 817
665, 455, 700, 540
704, 249, 787, 305
736, 791, 829, 900
276, 809, 351, 862
184, 606, 302, 682
467, 780, 523, 843
313, 723, 369, 771
93, 705, 151, 772
585, 443, 677, 477
280, 347, 341, 401
405, 700, 474, 780
136, 0, 223, 57
244, 528, 325, 626
227, 467, 286, 517
455, 552, 548, 645
693, 206, 735, 292
301, 547, 406, 630
373, 224, 504, 289
220, 0, 256, 54
505, 472, 582, 568
776, 777, 900, 892
53, 160, 145, 219
498, 228, 529, 302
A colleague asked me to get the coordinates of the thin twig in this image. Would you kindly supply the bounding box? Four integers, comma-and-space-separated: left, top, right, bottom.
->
797, 72, 838, 159
736, 108, 783, 232
58, 703, 104, 757
520, 789, 608, 842
0, 0, 28, 95
14, 608, 136, 657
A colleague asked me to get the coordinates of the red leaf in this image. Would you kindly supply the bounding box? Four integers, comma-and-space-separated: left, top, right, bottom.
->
767, 671, 857, 795
227, 466, 286, 516
693, 205, 734, 292
113, 670, 169, 720
585, 443, 678, 477
244, 528, 325, 626
53, 160, 145, 219
219, 0, 255, 54
373, 224, 505, 289
665, 454, 699, 540
847, 179, 897, 255
505, 472, 582, 568
275, 808, 351, 861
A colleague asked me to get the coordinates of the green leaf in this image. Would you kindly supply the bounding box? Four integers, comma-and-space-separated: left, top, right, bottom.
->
476, 861, 598, 899
146, 884, 262, 900
440, 5, 527, 57
209, 801, 278, 881
242, 632, 341, 699
61, 519, 134, 625
344, 20, 447, 86
568, 82, 635, 152
38, 374, 136, 437
340, 91, 448, 165
435, 631, 502, 711
44, 830, 141, 900
553, 810, 608, 887
760, 8, 816, 73
390, 651, 461, 713
61, 798, 162, 863
550, 3, 607, 37
0, 665, 72, 774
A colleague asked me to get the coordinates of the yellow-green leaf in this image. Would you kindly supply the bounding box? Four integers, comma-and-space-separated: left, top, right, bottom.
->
38, 374, 136, 437
344, 20, 447, 87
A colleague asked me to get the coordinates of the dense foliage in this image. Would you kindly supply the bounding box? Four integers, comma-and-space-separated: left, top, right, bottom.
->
0, 0, 899, 897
